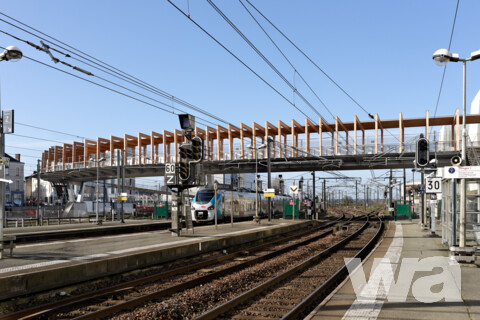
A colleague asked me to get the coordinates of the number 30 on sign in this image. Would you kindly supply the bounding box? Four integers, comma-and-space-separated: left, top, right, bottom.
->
426, 177, 441, 193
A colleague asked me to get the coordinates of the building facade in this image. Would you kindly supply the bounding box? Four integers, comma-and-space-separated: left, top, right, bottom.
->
5, 154, 25, 206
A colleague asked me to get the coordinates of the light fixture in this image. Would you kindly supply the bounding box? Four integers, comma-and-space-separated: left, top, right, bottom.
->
0, 46, 23, 62
432, 48, 459, 66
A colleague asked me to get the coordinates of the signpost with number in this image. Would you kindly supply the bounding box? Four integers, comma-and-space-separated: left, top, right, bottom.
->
165, 163, 177, 186
289, 185, 298, 220
426, 177, 442, 194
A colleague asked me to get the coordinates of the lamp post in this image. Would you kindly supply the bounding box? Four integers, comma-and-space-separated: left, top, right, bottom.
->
248, 143, 266, 222
433, 48, 480, 251
91, 157, 106, 225
0, 45, 22, 259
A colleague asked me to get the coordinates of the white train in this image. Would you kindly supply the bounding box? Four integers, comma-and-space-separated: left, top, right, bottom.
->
191, 187, 290, 222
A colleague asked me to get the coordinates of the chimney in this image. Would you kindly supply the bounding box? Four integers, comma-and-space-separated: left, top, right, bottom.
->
15, 154, 20, 162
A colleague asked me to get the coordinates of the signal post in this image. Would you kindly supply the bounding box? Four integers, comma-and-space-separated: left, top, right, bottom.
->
167, 114, 204, 237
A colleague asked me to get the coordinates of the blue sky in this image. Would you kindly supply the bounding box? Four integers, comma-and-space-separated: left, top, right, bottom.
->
1, 1, 479, 195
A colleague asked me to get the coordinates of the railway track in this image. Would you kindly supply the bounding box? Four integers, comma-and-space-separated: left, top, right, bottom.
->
198, 216, 382, 320
1, 214, 354, 320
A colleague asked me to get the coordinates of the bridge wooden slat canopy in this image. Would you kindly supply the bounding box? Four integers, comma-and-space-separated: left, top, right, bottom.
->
265, 121, 277, 157
228, 124, 241, 160
150, 131, 163, 164
40, 109, 478, 172
240, 123, 252, 160
252, 122, 265, 159
62, 144, 72, 170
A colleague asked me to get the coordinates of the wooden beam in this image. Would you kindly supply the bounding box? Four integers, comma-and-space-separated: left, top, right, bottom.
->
163, 130, 174, 163
425, 110, 430, 140
319, 117, 323, 156
174, 129, 183, 163
354, 116, 357, 155
375, 114, 381, 154
399, 112, 404, 153
137, 132, 150, 164
265, 121, 277, 157
304, 118, 315, 154
228, 124, 240, 160
278, 120, 289, 157
150, 131, 163, 163
455, 108, 460, 151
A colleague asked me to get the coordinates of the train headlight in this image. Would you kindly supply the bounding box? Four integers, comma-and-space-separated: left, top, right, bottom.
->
208, 205, 214, 210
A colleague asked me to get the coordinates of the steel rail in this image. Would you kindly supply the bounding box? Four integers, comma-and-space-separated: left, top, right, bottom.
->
70, 219, 352, 320
281, 216, 384, 320
194, 216, 371, 320
5, 215, 347, 320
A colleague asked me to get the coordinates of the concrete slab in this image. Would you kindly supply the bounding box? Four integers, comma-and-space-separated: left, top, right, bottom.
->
0, 219, 311, 300
308, 219, 480, 320
3, 219, 171, 243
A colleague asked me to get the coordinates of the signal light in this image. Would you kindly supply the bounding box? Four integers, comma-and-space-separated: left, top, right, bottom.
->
416, 138, 429, 167
178, 161, 189, 181
179, 144, 193, 160
191, 136, 203, 162
179, 144, 192, 182
299, 177, 304, 191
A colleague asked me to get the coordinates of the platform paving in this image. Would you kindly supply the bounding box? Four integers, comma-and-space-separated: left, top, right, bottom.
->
2, 219, 169, 235
307, 219, 480, 320
0, 218, 311, 300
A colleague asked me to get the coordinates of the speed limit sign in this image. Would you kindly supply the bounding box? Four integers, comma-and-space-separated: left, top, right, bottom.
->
426, 177, 441, 194
165, 162, 177, 186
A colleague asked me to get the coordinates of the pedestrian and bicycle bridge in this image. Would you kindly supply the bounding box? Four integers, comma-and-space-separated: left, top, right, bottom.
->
39, 110, 479, 183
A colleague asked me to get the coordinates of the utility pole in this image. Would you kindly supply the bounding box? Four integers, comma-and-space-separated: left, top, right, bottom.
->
366, 185, 369, 210
403, 168, 406, 203
37, 160, 41, 225
322, 179, 326, 214
421, 170, 425, 228
115, 150, 120, 221
121, 149, 125, 223
267, 137, 272, 221
312, 171, 316, 220
389, 169, 393, 218
355, 180, 358, 208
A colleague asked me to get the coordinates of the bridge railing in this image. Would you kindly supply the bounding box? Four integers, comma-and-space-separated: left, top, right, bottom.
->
41, 139, 464, 173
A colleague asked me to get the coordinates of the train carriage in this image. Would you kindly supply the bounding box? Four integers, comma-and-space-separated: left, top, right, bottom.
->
191, 187, 290, 222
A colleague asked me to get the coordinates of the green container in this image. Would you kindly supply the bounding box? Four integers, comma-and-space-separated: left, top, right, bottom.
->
154, 201, 169, 219
283, 198, 299, 219
395, 202, 411, 220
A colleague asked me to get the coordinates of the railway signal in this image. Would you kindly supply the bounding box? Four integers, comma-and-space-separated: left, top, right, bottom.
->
179, 144, 192, 182
416, 137, 429, 167
191, 136, 203, 162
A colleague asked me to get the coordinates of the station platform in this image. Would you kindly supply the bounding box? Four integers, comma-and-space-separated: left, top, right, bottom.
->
2, 219, 171, 243
307, 219, 480, 320
0, 218, 311, 301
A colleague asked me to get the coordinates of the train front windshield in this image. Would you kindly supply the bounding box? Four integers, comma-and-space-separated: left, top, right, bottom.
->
196, 190, 215, 203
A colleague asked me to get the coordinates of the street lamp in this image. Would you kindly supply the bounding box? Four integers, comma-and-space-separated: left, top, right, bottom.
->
248, 143, 266, 222
433, 48, 480, 254
0, 46, 23, 62
91, 157, 106, 225
0, 45, 22, 259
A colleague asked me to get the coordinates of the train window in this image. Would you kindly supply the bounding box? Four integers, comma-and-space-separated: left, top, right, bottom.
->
197, 190, 215, 202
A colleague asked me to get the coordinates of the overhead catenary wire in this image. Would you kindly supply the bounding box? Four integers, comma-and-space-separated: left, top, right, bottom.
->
11, 133, 65, 144
243, 0, 403, 145
167, 0, 316, 123
0, 46, 213, 128
0, 31, 218, 127
16, 122, 89, 140
433, 0, 460, 118
6, 145, 44, 152
238, 0, 335, 121
0, 16, 231, 126
244, 0, 374, 120
206, 0, 323, 124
